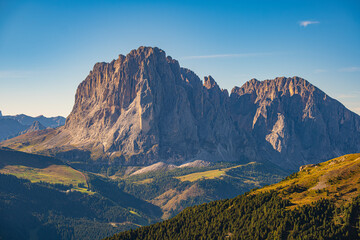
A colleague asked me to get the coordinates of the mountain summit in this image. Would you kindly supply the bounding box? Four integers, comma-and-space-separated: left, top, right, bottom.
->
2, 47, 360, 170
230, 76, 360, 168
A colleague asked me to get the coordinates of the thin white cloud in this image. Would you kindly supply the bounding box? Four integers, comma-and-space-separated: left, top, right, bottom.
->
336, 94, 359, 99
181, 52, 277, 60
339, 67, 360, 72
299, 21, 319, 27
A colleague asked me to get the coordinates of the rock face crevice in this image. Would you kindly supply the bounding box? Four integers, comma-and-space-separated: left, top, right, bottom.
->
2, 47, 360, 170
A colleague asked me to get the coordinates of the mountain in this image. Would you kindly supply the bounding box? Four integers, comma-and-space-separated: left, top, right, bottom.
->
230, 77, 360, 169
0, 113, 65, 141
1, 47, 360, 170
1, 47, 237, 167
0, 118, 27, 142
105, 153, 360, 240
0, 113, 65, 128
20, 120, 46, 134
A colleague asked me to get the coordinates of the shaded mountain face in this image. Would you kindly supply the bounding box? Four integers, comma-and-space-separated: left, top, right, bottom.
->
1, 47, 360, 170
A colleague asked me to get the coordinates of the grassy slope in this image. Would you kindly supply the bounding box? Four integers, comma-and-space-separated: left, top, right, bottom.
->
0, 148, 89, 193
0, 174, 159, 240
256, 153, 360, 207
0, 149, 163, 240
175, 162, 257, 182
114, 161, 286, 219
0, 129, 58, 152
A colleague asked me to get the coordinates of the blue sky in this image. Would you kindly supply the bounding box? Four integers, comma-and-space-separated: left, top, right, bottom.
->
0, 0, 359, 117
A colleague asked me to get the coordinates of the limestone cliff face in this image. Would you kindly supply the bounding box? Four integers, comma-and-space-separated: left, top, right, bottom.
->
46, 47, 238, 164
230, 77, 360, 168
2, 47, 360, 170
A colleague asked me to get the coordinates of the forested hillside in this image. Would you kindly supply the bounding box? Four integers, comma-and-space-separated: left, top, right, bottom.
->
106, 192, 360, 240
0, 149, 162, 240
0, 174, 161, 240
106, 154, 360, 240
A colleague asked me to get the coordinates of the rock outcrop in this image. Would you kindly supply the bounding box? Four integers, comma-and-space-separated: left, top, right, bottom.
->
2, 47, 360, 170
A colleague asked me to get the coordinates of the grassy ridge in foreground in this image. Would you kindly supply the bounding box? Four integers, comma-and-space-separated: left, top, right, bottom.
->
105, 154, 360, 240
256, 153, 360, 207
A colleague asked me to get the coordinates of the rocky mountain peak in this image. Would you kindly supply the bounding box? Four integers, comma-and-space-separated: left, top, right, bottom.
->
229, 76, 360, 168
129, 46, 164, 58
31, 120, 46, 129
19, 121, 46, 135
2, 47, 360, 170
59, 46, 233, 165
203, 76, 219, 89
233, 76, 315, 96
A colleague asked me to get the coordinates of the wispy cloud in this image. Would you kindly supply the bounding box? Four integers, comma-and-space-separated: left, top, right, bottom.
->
299, 21, 319, 27
181, 52, 278, 60
339, 67, 360, 72
336, 94, 359, 99
335, 91, 360, 101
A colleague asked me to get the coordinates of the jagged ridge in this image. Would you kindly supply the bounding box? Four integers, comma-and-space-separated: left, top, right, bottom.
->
1, 47, 360, 170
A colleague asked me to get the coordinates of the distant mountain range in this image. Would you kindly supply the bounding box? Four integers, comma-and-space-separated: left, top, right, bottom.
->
0, 113, 65, 141
1, 47, 360, 171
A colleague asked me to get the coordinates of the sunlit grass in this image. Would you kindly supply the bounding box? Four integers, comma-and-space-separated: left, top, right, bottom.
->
0, 164, 92, 194
175, 162, 256, 182
134, 178, 153, 184
129, 210, 141, 217
255, 153, 360, 207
